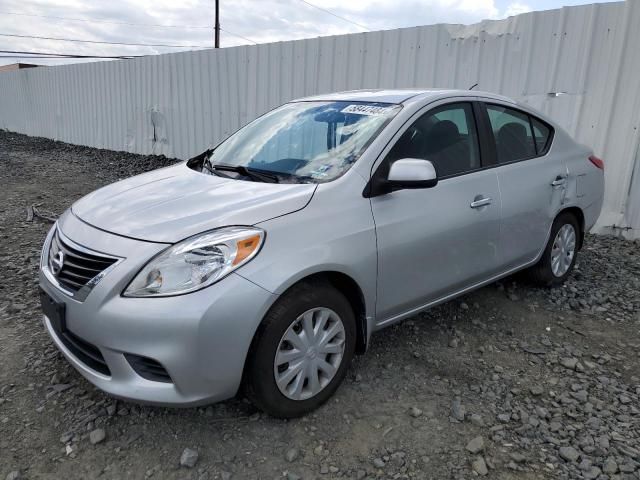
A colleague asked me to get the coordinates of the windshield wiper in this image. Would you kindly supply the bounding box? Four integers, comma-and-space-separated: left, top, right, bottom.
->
211, 164, 280, 183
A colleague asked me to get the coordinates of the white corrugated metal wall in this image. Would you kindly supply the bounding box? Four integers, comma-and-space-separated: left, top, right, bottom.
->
0, 1, 639, 237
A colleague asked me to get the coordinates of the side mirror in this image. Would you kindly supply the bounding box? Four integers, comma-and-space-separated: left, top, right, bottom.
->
387, 158, 438, 189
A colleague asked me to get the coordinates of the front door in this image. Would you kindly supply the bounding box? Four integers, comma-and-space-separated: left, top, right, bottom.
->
370, 101, 501, 323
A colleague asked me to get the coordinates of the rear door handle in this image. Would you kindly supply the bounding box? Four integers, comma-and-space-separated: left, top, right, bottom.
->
551, 175, 567, 187
470, 197, 492, 209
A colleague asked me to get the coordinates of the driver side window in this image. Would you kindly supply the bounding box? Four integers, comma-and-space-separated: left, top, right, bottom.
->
385, 102, 480, 178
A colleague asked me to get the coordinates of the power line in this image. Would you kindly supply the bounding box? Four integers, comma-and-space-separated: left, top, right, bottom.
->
0, 55, 91, 59
295, 0, 369, 31
0, 11, 258, 44
0, 10, 212, 29
220, 28, 257, 44
0, 32, 207, 49
0, 49, 140, 59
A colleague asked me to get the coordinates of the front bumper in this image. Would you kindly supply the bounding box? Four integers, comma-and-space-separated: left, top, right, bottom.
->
40, 211, 277, 406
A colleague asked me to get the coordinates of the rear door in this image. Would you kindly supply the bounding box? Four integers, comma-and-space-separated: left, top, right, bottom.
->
480, 102, 565, 269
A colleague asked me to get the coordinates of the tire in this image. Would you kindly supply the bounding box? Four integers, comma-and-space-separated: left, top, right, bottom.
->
527, 212, 580, 287
245, 279, 356, 418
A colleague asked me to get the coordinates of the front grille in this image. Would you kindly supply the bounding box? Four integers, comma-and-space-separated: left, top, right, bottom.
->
48, 230, 117, 294
125, 354, 172, 383
50, 321, 111, 376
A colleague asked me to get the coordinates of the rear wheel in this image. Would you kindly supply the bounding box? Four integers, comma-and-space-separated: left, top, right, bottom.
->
527, 212, 580, 286
245, 280, 356, 418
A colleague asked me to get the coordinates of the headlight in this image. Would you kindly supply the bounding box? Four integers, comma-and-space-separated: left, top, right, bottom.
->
123, 227, 264, 297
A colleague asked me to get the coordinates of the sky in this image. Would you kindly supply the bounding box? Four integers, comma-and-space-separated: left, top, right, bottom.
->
0, 0, 620, 67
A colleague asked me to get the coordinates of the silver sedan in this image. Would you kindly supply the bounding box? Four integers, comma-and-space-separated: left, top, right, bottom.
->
39, 89, 604, 417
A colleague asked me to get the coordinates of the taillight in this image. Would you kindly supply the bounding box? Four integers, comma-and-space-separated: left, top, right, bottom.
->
589, 155, 604, 170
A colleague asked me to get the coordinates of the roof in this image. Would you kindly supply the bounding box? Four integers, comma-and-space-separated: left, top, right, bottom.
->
296, 88, 516, 105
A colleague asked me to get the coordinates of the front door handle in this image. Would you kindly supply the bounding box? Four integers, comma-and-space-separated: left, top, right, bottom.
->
470, 196, 492, 209
551, 175, 567, 187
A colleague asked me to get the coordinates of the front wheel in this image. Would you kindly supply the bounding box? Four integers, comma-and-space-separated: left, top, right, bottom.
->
527, 212, 580, 286
245, 280, 356, 418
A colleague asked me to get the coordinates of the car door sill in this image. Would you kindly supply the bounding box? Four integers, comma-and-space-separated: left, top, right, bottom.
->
374, 259, 538, 330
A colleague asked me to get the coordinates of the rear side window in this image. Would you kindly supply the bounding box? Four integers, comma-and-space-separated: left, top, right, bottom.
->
486, 105, 536, 163
486, 104, 554, 164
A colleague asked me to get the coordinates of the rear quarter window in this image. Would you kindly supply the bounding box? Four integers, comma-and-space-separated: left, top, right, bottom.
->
531, 117, 553, 155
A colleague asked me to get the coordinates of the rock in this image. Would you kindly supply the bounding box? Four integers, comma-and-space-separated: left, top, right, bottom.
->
619, 462, 637, 473
5, 472, 21, 480
530, 385, 544, 396
451, 398, 466, 421
510, 453, 526, 463
470, 414, 484, 426
89, 428, 106, 445
285, 447, 299, 462
51, 383, 72, 393
535, 406, 549, 418
180, 448, 199, 468
409, 406, 423, 418
583, 466, 601, 479
571, 390, 588, 403
559, 446, 580, 462
561, 357, 579, 370
466, 436, 485, 454
373, 457, 386, 468
471, 456, 488, 476
497, 413, 511, 423
602, 458, 618, 474
220, 471, 232, 480
619, 394, 632, 404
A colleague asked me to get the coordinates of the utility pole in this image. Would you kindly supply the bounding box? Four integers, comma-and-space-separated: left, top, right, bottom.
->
214, 0, 220, 48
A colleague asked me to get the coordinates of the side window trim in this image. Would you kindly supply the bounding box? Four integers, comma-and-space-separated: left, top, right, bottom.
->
472, 101, 498, 168
527, 114, 539, 156
480, 101, 555, 166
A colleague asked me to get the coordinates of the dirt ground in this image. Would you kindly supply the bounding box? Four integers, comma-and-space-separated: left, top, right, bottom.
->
1, 130, 639, 480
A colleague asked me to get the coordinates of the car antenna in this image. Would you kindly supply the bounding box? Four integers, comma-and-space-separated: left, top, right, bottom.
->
469, 83, 479, 90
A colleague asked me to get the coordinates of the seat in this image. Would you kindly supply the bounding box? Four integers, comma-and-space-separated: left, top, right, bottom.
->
496, 122, 530, 162
424, 120, 471, 177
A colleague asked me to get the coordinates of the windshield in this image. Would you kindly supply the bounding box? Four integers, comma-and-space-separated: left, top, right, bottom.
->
203, 101, 401, 183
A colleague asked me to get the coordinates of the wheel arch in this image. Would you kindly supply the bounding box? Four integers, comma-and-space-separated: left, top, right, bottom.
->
239, 270, 369, 399
249, 270, 369, 358
557, 206, 585, 249
276, 271, 369, 355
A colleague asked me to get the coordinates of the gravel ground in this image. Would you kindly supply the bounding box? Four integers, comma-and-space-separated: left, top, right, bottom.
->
1, 130, 639, 480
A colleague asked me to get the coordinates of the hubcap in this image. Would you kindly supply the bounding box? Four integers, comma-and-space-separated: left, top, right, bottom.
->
550, 223, 576, 277
274, 307, 345, 401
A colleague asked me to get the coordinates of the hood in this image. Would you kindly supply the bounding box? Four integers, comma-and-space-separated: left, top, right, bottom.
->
72, 163, 316, 243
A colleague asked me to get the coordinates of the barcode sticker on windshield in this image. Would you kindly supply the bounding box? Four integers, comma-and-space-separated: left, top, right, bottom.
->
341, 104, 394, 116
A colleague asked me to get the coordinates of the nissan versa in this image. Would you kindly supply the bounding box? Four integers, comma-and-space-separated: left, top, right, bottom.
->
39, 89, 604, 417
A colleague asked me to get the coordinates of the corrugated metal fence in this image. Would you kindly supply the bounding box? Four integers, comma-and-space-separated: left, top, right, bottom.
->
1, 1, 639, 237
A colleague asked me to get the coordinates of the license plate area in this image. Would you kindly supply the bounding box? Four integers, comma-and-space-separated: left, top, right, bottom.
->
40, 288, 66, 334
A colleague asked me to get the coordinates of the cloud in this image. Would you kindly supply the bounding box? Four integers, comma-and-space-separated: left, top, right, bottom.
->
0, 0, 535, 67
503, 2, 533, 17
